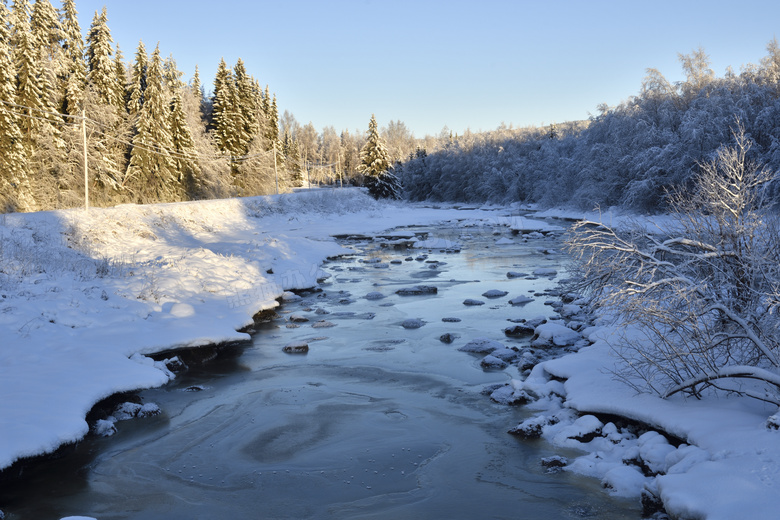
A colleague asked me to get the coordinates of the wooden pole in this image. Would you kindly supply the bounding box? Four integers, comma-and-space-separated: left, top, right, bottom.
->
82, 108, 88, 211
273, 141, 279, 194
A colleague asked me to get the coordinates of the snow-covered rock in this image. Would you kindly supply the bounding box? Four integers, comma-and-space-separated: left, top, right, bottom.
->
458, 338, 504, 354
482, 289, 509, 298
531, 322, 582, 347
401, 318, 425, 329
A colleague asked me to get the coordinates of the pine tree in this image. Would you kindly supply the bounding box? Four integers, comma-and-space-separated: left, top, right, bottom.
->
359, 114, 400, 199
126, 44, 179, 202
0, 1, 33, 211
59, 0, 85, 116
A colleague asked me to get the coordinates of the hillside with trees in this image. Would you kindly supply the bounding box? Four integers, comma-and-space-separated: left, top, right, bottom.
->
0, 0, 336, 212
397, 42, 780, 213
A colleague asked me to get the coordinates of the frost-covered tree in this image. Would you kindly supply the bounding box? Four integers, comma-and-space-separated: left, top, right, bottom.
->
169, 90, 200, 198
126, 44, 179, 202
86, 7, 121, 109
211, 58, 239, 156
359, 114, 400, 199
127, 40, 146, 116
59, 0, 85, 116
567, 123, 780, 406
0, 1, 33, 212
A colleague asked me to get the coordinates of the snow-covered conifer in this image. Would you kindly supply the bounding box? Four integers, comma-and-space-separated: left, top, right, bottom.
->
359, 114, 400, 199
126, 44, 178, 202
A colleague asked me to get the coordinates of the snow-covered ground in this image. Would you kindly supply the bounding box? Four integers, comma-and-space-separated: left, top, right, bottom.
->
0, 190, 536, 474
2, 192, 779, 519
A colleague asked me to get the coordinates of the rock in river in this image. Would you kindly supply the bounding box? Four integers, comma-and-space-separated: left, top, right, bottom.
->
396, 285, 438, 296
283, 342, 309, 354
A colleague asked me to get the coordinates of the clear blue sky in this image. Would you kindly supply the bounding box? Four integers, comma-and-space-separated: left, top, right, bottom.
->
73, 0, 780, 137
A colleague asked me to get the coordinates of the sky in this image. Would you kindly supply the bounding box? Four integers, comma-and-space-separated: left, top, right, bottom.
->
71, 0, 780, 137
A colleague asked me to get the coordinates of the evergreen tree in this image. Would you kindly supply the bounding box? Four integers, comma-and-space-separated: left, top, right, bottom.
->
126, 44, 179, 202
86, 7, 120, 108
163, 53, 184, 95
59, 0, 85, 116
283, 130, 303, 186
0, 1, 33, 211
127, 40, 146, 115
12, 0, 43, 143
169, 90, 200, 198
190, 64, 204, 115
358, 114, 400, 199
211, 58, 235, 153
233, 58, 256, 155
30, 0, 62, 114
113, 43, 126, 110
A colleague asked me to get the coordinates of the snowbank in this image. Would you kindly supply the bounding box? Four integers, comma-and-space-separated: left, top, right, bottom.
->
0, 189, 505, 471
508, 206, 780, 519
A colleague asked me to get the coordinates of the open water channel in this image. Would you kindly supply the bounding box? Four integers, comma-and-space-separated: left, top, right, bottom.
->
0, 217, 641, 519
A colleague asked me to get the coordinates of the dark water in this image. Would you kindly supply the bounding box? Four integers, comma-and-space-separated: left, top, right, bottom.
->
0, 218, 641, 519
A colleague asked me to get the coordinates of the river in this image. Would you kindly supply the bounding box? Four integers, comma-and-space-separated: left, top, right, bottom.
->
0, 217, 641, 519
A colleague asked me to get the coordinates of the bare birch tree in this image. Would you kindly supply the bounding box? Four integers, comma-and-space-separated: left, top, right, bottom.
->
566, 122, 780, 406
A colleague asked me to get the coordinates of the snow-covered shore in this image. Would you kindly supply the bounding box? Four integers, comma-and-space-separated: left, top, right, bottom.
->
0, 190, 532, 474
3, 192, 780, 519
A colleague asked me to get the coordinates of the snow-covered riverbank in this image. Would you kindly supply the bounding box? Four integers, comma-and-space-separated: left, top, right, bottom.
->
0, 190, 547, 474
3, 190, 779, 520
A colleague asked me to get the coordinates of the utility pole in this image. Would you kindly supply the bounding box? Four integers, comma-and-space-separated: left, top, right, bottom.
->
82, 108, 88, 211
273, 141, 279, 194
338, 153, 343, 188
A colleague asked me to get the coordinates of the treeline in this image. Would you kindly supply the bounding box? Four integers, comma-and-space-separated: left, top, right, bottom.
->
0, 0, 376, 213
398, 43, 780, 213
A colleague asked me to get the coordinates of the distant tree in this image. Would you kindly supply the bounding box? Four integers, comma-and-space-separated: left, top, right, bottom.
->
359, 114, 400, 199
381, 119, 415, 163
678, 47, 715, 101
283, 130, 303, 186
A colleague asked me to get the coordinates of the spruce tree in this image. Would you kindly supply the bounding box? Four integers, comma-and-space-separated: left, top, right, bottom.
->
127, 40, 147, 116
211, 58, 234, 153
358, 114, 400, 199
232, 58, 256, 155
0, 1, 33, 211
169, 90, 200, 198
126, 44, 178, 202
30, 0, 62, 115
59, 0, 85, 116
12, 0, 43, 143
86, 7, 120, 109
112, 43, 126, 110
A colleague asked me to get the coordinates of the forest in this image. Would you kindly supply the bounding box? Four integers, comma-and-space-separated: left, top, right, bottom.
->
4, 1, 780, 215
398, 44, 780, 213
0, 0, 423, 213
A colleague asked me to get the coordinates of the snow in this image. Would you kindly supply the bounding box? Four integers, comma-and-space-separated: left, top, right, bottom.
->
508, 208, 780, 520
0, 189, 508, 472
6, 197, 780, 520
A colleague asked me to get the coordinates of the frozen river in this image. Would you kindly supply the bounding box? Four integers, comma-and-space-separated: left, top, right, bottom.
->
1, 219, 641, 519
